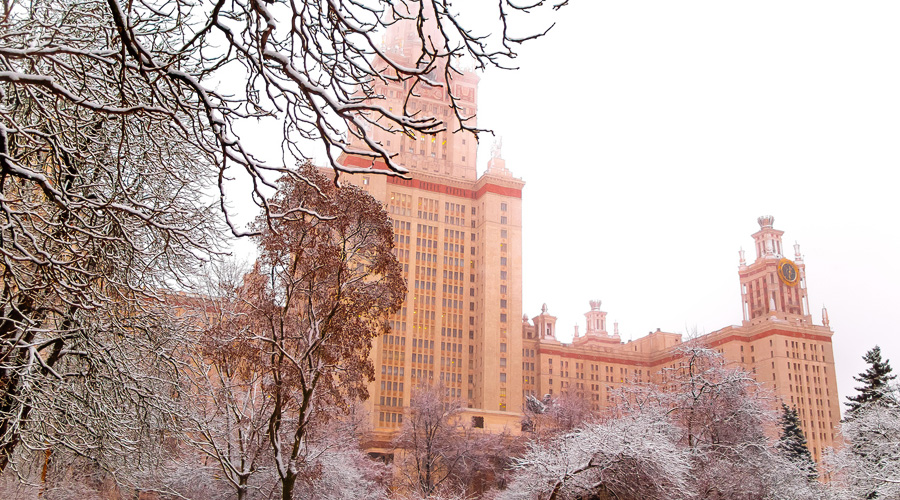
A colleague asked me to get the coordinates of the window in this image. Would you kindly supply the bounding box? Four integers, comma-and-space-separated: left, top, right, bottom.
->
500, 373, 507, 383
472, 416, 484, 428
500, 343, 507, 353
501, 229, 507, 238
501, 203, 507, 211
500, 216, 508, 224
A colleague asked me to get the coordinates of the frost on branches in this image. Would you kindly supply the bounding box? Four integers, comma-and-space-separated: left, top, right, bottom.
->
1, 0, 562, 231
828, 402, 900, 500
0, 0, 562, 480
828, 347, 900, 499
498, 348, 829, 500
499, 410, 690, 500
394, 382, 512, 499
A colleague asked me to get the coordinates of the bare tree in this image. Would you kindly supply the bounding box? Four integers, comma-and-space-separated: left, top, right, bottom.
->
521, 392, 595, 441
181, 273, 275, 500
395, 382, 510, 499
1, 0, 563, 231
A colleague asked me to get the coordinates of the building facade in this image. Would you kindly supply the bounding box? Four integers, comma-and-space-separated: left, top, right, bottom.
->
521, 216, 840, 462
339, 24, 525, 451
340, 25, 839, 459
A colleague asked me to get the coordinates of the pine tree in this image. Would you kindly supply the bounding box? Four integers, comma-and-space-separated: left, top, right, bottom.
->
846, 346, 897, 415
776, 403, 817, 480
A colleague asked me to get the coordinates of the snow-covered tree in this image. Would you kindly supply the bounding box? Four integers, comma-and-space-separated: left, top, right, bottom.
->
181, 266, 275, 500
0, 0, 559, 478
498, 348, 829, 500
499, 410, 692, 500
521, 392, 594, 441
395, 382, 510, 499
827, 402, 900, 499
1, 0, 561, 230
777, 403, 817, 480
846, 346, 897, 416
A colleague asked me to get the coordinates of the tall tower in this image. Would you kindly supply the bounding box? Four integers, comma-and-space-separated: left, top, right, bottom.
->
738, 216, 811, 325
337, 22, 524, 450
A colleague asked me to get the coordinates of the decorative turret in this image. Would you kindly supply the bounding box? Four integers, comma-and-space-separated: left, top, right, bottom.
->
574, 300, 621, 347
533, 303, 557, 342
751, 215, 785, 260
584, 300, 607, 336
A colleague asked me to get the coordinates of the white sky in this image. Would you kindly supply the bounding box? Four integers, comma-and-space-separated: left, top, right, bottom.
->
469, 0, 900, 408
229, 1, 900, 411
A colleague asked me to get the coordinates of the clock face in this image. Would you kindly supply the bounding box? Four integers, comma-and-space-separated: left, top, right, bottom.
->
778, 258, 799, 286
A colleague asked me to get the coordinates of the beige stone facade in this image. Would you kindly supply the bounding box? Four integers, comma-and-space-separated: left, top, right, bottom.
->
338, 25, 524, 451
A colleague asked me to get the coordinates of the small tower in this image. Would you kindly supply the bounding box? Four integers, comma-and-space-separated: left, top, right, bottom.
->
574, 300, 621, 347
533, 303, 558, 343
752, 215, 784, 259
584, 300, 608, 336
738, 216, 811, 325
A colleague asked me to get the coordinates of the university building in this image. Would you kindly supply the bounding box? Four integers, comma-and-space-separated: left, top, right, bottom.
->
521, 215, 840, 461
339, 25, 839, 459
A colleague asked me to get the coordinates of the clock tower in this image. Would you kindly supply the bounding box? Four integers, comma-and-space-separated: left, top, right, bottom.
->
738, 216, 812, 325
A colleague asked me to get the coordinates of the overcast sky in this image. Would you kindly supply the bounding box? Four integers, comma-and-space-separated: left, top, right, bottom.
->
467, 0, 900, 408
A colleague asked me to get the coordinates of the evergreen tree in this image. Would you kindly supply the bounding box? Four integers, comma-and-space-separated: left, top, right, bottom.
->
776, 403, 817, 480
846, 346, 897, 415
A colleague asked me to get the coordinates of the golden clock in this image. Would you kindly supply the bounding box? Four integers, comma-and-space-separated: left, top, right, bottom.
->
777, 258, 799, 286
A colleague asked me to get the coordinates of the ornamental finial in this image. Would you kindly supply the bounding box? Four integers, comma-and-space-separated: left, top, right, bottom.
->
490, 136, 503, 159
757, 215, 775, 229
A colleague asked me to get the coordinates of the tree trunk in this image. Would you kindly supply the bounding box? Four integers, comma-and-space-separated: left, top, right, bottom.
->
281, 471, 297, 500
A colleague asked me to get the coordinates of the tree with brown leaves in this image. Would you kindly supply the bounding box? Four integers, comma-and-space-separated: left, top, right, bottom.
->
225, 163, 404, 500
